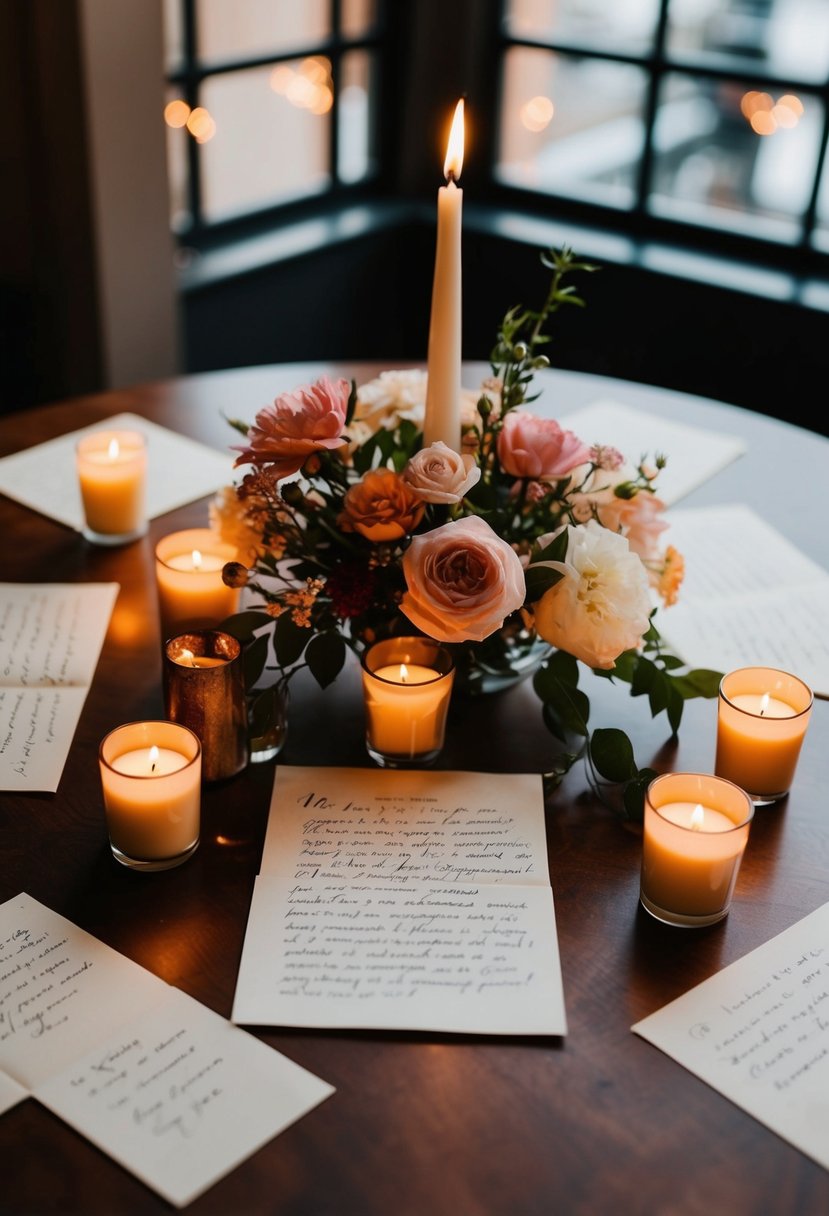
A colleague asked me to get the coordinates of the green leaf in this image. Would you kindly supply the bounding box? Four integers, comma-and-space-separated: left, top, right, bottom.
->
631, 655, 657, 697
305, 630, 347, 690
242, 633, 270, 690
274, 611, 309, 667
622, 768, 658, 822
524, 564, 564, 603
344, 379, 358, 426
539, 680, 590, 739
666, 683, 685, 737
531, 528, 569, 564
669, 668, 724, 699
219, 610, 273, 642
590, 728, 637, 783
222, 413, 251, 438
647, 670, 670, 718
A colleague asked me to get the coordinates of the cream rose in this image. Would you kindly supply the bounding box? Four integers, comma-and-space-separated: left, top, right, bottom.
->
401, 516, 526, 643
528, 520, 652, 669
401, 442, 481, 504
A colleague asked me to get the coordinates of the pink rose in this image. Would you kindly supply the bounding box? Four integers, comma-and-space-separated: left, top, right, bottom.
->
233, 376, 350, 479
401, 516, 526, 643
401, 442, 481, 504
497, 411, 591, 479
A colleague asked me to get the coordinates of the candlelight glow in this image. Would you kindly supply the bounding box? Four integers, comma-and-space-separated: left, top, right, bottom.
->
690, 804, 704, 831
164, 99, 191, 128
107, 438, 120, 460
759, 692, 770, 716
192, 549, 203, 570
149, 745, 159, 773
520, 95, 554, 133
400, 663, 410, 683
186, 106, 216, 143
444, 98, 465, 182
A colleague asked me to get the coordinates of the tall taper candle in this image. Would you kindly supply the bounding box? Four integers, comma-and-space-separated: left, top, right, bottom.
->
423, 98, 465, 453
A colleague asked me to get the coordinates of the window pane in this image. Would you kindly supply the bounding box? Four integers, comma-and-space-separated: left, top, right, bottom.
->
338, 50, 375, 183
196, 0, 329, 63
666, 0, 829, 85
199, 63, 331, 222
649, 73, 822, 242
504, 0, 660, 56
810, 156, 829, 253
342, 0, 378, 40
496, 47, 648, 209
162, 0, 184, 71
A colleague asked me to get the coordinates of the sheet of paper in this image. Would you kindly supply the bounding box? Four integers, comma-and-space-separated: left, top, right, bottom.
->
232, 765, 567, 1036
657, 504, 829, 697
0, 892, 169, 1089
0, 1070, 27, 1115
35, 986, 335, 1209
0, 893, 335, 1206
558, 399, 747, 505
0, 412, 233, 531
632, 901, 829, 1171
0, 582, 118, 790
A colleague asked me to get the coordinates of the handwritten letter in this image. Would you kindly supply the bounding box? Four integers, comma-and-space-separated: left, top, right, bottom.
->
232, 766, 567, 1036
0, 583, 118, 790
632, 901, 829, 1171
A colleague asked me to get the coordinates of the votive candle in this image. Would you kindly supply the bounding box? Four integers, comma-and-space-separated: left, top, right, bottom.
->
361, 636, 454, 767
76, 429, 147, 544
163, 631, 248, 782
640, 772, 754, 927
716, 667, 813, 804
155, 528, 240, 642
98, 721, 201, 870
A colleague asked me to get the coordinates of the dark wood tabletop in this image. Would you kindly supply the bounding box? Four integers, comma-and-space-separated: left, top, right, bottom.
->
2, 362, 828, 1216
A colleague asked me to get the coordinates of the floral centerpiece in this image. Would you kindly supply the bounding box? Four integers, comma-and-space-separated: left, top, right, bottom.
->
213, 246, 720, 818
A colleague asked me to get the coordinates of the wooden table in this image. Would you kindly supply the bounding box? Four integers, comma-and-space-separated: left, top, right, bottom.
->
2, 363, 828, 1216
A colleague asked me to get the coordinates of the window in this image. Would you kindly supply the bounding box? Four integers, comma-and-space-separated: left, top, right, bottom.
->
494, 0, 829, 267
162, 0, 383, 241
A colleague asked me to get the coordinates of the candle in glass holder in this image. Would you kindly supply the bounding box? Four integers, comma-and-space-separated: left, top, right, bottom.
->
640, 772, 754, 927
155, 528, 240, 642
163, 631, 248, 782
76, 429, 147, 544
98, 721, 201, 871
716, 667, 813, 804
361, 636, 454, 767
423, 98, 464, 453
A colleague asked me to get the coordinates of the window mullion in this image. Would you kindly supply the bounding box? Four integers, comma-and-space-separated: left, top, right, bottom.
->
635, 0, 671, 217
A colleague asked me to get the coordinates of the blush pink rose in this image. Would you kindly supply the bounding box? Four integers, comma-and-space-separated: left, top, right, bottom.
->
401, 442, 481, 504
497, 411, 591, 479
233, 376, 350, 479
401, 515, 526, 643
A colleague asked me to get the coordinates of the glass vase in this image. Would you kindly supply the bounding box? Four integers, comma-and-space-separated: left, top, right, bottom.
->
247, 679, 290, 763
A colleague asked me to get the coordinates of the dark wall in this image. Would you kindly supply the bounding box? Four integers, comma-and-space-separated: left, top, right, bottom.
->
181, 219, 829, 437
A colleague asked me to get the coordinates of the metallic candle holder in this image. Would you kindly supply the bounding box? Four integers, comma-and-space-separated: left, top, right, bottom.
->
163, 630, 248, 782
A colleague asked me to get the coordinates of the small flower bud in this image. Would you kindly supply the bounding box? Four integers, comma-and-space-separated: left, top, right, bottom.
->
513, 342, 528, 360
222, 561, 250, 589
281, 481, 303, 506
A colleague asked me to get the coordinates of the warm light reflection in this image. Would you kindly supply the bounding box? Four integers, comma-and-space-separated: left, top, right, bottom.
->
741, 89, 803, 135
164, 98, 191, 128
269, 57, 333, 115
444, 98, 465, 182
520, 95, 554, 133
186, 106, 216, 143
107, 601, 149, 647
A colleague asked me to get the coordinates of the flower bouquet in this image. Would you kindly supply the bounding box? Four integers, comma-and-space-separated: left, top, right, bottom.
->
213, 246, 721, 818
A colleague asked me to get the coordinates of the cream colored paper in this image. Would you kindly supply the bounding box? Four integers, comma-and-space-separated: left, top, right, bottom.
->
657, 504, 829, 697
632, 901, 829, 1171
0, 1071, 27, 1116
0, 412, 233, 531
558, 399, 746, 505
0, 582, 118, 790
0, 893, 334, 1206
232, 765, 567, 1036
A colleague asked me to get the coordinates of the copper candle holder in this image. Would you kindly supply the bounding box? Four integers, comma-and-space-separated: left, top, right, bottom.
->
163, 630, 248, 782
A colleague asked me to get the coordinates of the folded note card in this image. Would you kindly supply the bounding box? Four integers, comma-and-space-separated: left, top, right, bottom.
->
632, 901, 829, 1172
0, 412, 233, 531
0, 893, 334, 1208
232, 766, 567, 1037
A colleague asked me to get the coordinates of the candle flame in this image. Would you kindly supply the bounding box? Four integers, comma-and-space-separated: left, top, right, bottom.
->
399, 663, 409, 683
191, 549, 203, 570
180, 648, 197, 667
444, 98, 465, 182
107, 438, 120, 460
690, 804, 705, 831
759, 692, 770, 716
149, 744, 159, 773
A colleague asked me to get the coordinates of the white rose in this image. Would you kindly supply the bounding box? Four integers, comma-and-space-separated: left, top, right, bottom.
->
529, 520, 652, 669
401, 442, 481, 504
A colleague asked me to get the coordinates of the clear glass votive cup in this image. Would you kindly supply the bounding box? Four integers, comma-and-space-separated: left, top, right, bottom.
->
715, 667, 813, 805
98, 721, 201, 871
640, 772, 754, 928
361, 637, 454, 768
155, 528, 240, 642
76, 429, 147, 545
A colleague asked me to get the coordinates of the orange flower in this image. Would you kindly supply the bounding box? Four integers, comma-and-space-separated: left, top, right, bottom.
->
340, 468, 425, 542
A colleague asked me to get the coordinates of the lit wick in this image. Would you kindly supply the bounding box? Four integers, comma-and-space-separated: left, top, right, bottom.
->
759, 692, 770, 717
690, 804, 705, 831
180, 648, 198, 668
149, 744, 159, 774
